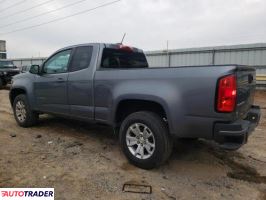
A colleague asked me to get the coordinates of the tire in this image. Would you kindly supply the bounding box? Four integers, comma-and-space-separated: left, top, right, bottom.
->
0, 78, 3, 88
119, 111, 173, 169
13, 94, 39, 127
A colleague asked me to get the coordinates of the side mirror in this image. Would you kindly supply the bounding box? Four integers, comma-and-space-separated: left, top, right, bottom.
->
29, 65, 41, 74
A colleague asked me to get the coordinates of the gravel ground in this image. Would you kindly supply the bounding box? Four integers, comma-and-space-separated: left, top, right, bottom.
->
0, 87, 266, 200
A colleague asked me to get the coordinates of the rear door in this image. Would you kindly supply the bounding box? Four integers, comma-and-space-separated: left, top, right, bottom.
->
67, 45, 98, 120
236, 66, 256, 118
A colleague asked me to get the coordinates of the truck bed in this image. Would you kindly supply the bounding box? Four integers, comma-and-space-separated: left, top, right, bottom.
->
94, 64, 256, 139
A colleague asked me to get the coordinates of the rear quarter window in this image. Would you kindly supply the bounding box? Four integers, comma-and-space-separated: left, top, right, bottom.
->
69, 46, 93, 72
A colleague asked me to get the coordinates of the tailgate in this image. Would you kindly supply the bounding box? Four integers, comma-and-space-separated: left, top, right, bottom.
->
236, 66, 256, 119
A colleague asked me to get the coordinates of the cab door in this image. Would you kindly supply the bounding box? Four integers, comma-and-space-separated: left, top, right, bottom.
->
34, 49, 72, 114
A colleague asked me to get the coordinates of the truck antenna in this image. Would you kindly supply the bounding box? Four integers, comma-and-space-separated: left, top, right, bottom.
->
120, 33, 126, 44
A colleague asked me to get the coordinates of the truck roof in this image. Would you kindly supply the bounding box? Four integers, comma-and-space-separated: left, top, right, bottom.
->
56, 43, 144, 54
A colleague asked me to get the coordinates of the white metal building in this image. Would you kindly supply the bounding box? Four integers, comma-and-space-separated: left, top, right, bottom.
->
11, 57, 46, 68
0, 40, 6, 59
145, 43, 266, 75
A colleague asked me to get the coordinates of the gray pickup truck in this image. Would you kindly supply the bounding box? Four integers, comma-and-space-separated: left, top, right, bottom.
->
9, 43, 260, 169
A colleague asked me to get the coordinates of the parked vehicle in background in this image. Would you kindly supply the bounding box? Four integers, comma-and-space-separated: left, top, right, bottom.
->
0, 60, 20, 88
21, 65, 32, 73
9, 43, 261, 169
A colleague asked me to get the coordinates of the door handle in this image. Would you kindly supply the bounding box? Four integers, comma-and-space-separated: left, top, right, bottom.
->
56, 78, 64, 82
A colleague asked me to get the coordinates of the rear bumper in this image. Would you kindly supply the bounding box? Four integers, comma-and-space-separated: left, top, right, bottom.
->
214, 105, 261, 150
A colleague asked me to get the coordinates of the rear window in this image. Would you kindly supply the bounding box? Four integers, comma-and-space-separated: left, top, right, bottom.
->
101, 48, 148, 69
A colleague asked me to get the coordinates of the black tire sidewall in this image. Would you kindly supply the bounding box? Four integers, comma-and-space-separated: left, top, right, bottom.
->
120, 112, 169, 169
0, 78, 3, 88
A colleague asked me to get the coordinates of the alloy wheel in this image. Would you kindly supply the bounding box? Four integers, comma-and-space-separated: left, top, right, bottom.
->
126, 123, 155, 159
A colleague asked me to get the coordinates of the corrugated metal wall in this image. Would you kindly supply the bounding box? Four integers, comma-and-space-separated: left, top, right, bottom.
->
214, 49, 266, 66
145, 43, 266, 75
171, 52, 212, 66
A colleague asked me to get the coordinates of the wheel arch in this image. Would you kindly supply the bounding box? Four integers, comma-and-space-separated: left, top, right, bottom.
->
113, 96, 172, 130
9, 87, 27, 106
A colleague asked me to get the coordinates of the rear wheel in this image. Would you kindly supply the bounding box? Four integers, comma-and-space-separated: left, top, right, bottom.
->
120, 111, 173, 169
13, 94, 39, 127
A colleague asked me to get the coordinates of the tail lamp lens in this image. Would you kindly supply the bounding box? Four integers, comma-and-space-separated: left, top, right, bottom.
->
118, 44, 133, 52
217, 75, 237, 112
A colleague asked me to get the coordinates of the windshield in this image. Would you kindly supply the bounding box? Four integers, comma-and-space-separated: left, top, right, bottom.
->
101, 48, 148, 69
0, 61, 15, 68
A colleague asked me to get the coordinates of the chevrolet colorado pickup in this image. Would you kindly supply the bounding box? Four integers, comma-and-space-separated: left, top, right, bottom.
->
0, 60, 20, 88
9, 43, 261, 169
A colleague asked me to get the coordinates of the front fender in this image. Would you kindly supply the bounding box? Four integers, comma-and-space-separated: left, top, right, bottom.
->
10, 73, 36, 109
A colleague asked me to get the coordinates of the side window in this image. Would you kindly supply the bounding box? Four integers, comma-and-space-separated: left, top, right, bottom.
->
43, 49, 71, 74
69, 46, 93, 72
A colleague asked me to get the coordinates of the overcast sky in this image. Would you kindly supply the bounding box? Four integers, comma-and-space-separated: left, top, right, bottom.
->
0, 0, 266, 58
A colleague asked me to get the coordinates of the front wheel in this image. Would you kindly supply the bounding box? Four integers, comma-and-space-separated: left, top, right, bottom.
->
13, 94, 39, 127
119, 111, 173, 169
0, 78, 5, 88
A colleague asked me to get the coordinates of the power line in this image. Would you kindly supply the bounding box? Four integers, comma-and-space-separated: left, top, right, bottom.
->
0, 0, 26, 13
0, 0, 55, 19
0, 0, 90, 29
0, 0, 122, 35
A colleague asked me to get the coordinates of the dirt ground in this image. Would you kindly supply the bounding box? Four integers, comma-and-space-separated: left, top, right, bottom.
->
0, 87, 266, 200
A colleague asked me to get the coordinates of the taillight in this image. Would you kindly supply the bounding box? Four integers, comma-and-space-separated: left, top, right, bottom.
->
216, 74, 237, 112
118, 44, 133, 52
